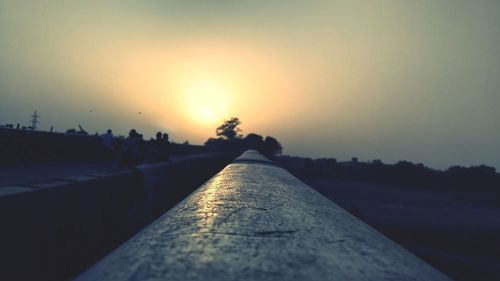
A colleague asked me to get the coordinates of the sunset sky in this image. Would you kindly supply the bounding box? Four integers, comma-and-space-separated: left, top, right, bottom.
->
1, 1, 499, 169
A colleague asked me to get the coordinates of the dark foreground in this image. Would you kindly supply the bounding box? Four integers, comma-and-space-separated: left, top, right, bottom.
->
0, 152, 235, 281
76, 151, 450, 281
307, 178, 500, 281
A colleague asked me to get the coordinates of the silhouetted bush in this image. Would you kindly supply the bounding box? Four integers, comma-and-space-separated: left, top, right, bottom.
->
244, 133, 264, 150
205, 118, 283, 157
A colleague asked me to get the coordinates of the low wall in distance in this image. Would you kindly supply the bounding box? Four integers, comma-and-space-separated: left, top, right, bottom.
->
0, 152, 235, 281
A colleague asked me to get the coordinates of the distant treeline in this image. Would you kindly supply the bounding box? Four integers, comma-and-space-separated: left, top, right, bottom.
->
278, 156, 500, 193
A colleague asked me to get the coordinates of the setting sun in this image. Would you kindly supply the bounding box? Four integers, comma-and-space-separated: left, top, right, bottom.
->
184, 79, 229, 124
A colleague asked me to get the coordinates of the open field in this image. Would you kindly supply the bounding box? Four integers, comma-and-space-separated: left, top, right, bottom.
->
306, 178, 500, 281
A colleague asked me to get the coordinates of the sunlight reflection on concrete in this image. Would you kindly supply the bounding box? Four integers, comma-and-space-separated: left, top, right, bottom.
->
195, 174, 224, 232
74, 150, 453, 281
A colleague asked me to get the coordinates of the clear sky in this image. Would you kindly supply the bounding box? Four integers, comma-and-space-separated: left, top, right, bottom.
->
1, 1, 499, 169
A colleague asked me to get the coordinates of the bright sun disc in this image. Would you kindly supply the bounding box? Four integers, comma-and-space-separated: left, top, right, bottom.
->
185, 79, 229, 123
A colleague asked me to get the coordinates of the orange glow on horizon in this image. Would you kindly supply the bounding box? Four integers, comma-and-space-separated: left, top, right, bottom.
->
59, 35, 307, 142
97, 40, 306, 142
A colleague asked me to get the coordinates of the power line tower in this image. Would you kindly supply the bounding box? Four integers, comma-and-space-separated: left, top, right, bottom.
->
30, 110, 40, 130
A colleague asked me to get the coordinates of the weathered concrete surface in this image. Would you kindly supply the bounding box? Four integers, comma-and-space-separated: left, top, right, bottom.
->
232, 150, 274, 164
76, 150, 452, 281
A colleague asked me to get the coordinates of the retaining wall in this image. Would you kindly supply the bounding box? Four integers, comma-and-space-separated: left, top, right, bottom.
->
0, 152, 235, 281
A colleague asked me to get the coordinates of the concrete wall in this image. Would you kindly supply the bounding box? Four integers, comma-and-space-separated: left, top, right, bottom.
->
0, 152, 235, 281
75, 150, 452, 281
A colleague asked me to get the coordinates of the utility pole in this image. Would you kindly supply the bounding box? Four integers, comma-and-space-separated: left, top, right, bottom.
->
30, 110, 40, 130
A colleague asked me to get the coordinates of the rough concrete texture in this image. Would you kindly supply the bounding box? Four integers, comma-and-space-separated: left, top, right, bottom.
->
76, 151, 452, 281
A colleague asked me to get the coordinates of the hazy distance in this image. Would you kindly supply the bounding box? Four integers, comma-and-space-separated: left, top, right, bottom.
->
1, 0, 499, 169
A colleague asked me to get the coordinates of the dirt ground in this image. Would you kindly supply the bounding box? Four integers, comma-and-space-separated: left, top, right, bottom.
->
306, 178, 500, 281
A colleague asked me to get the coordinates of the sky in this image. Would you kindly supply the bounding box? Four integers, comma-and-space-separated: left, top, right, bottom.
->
1, 0, 499, 170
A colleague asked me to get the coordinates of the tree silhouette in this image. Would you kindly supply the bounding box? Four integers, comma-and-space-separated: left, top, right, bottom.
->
216, 117, 242, 140
244, 133, 264, 149
262, 136, 282, 156
205, 117, 284, 155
